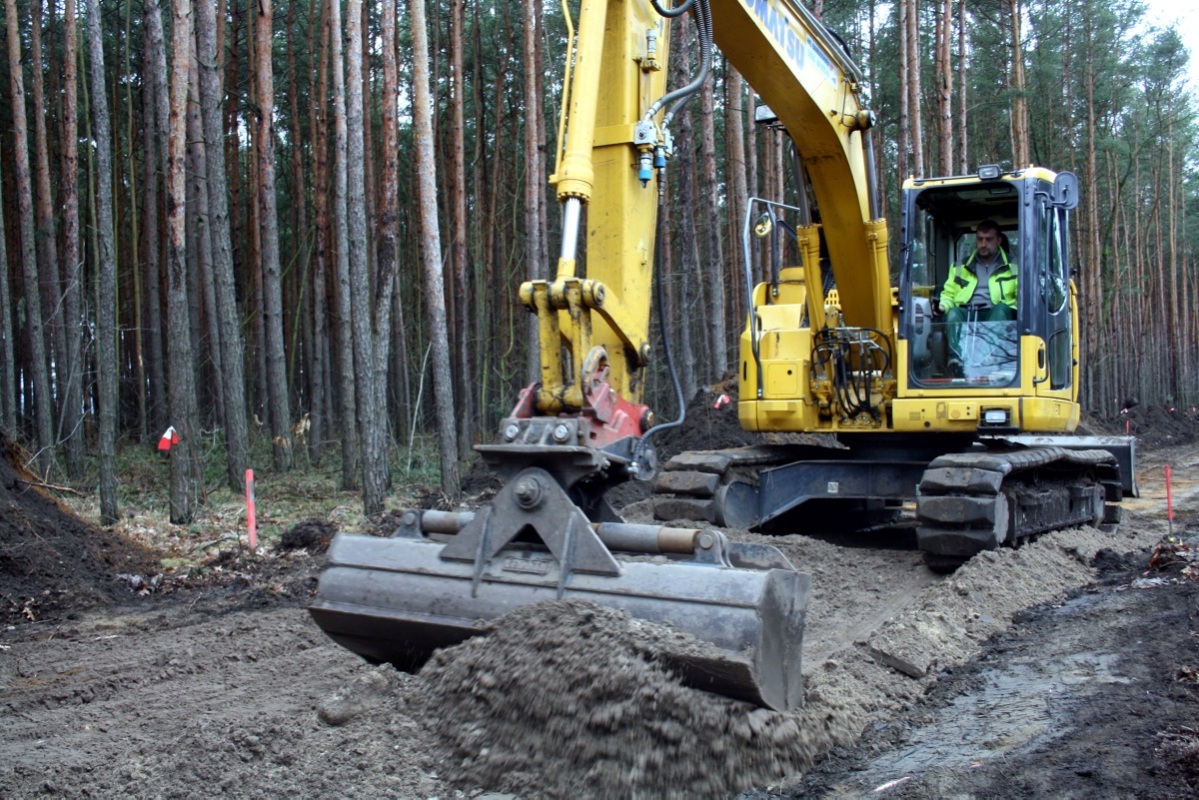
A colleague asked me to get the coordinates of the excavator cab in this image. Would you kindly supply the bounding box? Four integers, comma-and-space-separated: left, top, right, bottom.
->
900, 166, 1078, 401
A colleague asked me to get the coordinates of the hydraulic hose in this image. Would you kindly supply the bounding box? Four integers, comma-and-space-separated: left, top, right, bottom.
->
643, 0, 712, 128
631, 184, 687, 477
649, 0, 694, 17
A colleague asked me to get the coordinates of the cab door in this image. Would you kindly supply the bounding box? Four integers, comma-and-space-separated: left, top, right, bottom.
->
1034, 199, 1073, 397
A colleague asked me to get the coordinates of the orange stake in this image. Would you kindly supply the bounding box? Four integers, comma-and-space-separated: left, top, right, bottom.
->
246, 469, 257, 552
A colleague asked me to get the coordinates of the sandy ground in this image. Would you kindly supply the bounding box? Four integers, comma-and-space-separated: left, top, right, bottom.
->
2, 431, 1197, 798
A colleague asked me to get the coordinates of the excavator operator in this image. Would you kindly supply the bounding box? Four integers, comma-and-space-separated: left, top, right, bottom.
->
936, 219, 1018, 376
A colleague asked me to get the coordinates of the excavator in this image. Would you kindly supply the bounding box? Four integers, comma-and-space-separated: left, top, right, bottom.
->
310, 0, 1136, 711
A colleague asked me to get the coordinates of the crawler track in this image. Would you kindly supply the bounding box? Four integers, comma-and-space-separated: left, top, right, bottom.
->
652, 443, 1125, 574
651, 444, 832, 529
916, 446, 1122, 572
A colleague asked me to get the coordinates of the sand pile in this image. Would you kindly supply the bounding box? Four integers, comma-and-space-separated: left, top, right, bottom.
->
412, 599, 856, 799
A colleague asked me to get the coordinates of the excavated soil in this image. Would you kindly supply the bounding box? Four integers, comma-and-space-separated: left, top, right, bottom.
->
0, 436, 162, 625
2, 418, 1199, 798
415, 601, 855, 799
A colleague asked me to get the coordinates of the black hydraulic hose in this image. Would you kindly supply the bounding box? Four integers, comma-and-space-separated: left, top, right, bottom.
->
650, 0, 694, 17
631, 187, 687, 477
646, 0, 710, 128
665, 0, 712, 125
631, 0, 714, 475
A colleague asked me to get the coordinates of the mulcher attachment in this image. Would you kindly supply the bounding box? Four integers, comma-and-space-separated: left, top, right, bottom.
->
310, 467, 811, 710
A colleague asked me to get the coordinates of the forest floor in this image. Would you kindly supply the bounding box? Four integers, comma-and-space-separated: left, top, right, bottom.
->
2, 398, 1199, 799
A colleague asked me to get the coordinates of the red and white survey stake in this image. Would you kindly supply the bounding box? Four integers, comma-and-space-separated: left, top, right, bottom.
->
157, 426, 179, 453
246, 469, 257, 552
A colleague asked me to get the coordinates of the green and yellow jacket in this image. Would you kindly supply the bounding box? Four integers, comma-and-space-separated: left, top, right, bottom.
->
939, 249, 1017, 310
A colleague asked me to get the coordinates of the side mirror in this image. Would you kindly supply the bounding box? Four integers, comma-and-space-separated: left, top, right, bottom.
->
1053, 171, 1080, 210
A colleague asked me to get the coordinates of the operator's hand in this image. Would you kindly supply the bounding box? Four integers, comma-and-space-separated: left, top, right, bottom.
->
936, 302, 947, 315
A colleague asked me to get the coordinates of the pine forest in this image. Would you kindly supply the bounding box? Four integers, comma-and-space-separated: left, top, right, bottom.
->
0, 0, 1195, 519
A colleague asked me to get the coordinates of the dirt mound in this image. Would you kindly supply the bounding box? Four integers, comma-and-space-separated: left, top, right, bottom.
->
460, 459, 503, 497
0, 431, 161, 625
278, 517, 337, 552
413, 599, 855, 798
1087, 404, 1199, 448
650, 382, 761, 462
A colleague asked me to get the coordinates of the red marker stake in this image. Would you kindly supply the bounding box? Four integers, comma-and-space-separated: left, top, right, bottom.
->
246, 469, 257, 552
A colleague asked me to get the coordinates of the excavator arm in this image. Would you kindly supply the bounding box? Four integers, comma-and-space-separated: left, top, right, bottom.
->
523, 0, 889, 429
709, 0, 890, 331
521, 0, 671, 428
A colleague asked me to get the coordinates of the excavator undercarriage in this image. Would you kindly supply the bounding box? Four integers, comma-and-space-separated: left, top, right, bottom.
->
650, 435, 1135, 574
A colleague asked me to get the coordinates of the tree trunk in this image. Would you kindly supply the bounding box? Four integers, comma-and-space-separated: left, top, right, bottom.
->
671, 15, 698, 396
410, 0, 460, 499
255, 0, 293, 471
144, 0, 171, 435
286, 1, 311, 434
369, 0, 401, 507
0, 146, 15, 432
30, 0, 75, 473
1081, 16, 1099, 409
359, 0, 376, 293
197, 0, 250, 493
5, 0, 54, 475
935, 0, 954, 176
724, 67, 748, 330
956, 0, 969, 173
83, 0, 118, 520
906, 0, 925, 177
60, 0, 85, 479
1008, 0, 1030, 168
699, 70, 727, 379
188, 41, 225, 433
308, 0, 332, 463
121, 0, 146, 442
329, 0, 359, 489
898, 0, 910, 180
164, 0, 200, 523
346, 0, 386, 515
449, 0, 473, 457
522, 0, 545, 383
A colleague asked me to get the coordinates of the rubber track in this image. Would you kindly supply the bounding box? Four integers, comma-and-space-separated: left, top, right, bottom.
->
651, 445, 793, 528
916, 446, 1120, 570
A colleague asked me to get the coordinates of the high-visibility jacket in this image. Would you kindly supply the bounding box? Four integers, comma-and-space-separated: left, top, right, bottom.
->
939, 249, 1018, 310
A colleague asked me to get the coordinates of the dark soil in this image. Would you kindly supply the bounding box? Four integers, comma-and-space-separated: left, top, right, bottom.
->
772, 544, 1199, 799
277, 517, 337, 553
0, 432, 161, 625
650, 381, 763, 460
460, 458, 503, 497
0, 427, 339, 627
1085, 403, 1199, 449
